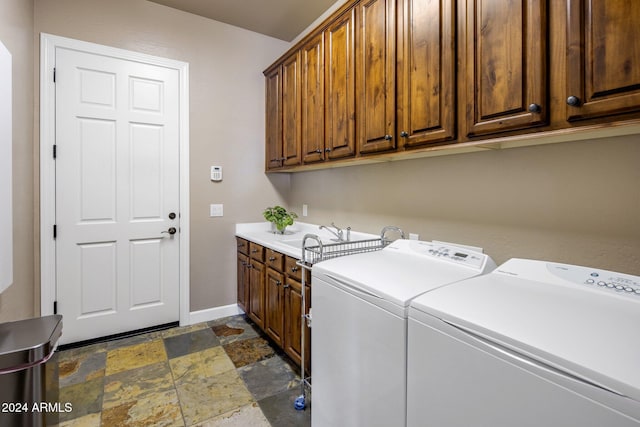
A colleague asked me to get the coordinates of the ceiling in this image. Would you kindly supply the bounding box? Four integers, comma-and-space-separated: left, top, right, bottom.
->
147, 0, 339, 42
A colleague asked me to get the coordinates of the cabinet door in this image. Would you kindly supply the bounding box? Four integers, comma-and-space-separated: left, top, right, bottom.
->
282, 52, 302, 167
397, 0, 456, 148
464, 0, 547, 137
265, 66, 283, 170
284, 277, 311, 374
325, 7, 357, 159
248, 261, 265, 329
301, 33, 326, 164
566, 0, 640, 121
356, 0, 397, 154
237, 252, 249, 313
265, 267, 285, 346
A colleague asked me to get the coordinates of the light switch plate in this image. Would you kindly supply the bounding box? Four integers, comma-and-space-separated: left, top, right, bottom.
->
210, 204, 223, 217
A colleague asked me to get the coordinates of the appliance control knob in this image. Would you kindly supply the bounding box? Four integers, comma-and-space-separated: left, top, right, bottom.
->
597, 281, 606, 286
586, 279, 595, 284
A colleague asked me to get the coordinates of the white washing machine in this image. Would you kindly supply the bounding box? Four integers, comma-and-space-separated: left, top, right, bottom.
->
311, 239, 496, 427
407, 258, 640, 427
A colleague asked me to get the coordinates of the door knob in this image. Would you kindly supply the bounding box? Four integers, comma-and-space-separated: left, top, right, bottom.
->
162, 227, 177, 235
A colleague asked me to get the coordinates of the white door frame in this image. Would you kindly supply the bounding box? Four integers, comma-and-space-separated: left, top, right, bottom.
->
39, 33, 190, 328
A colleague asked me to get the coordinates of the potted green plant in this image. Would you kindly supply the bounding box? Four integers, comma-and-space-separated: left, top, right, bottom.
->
263, 205, 298, 234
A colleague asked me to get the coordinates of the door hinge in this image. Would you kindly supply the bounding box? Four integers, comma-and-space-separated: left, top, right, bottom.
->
53, 67, 56, 83
53, 224, 57, 239
53, 301, 58, 315
53, 144, 57, 159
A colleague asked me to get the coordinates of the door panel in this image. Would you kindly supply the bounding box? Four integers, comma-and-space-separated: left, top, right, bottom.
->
464, 0, 547, 136
566, 0, 640, 120
356, 0, 396, 153
325, 8, 357, 159
282, 52, 302, 167
397, 0, 456, 147
56, 47, 180, 344
301, 33, 326, 164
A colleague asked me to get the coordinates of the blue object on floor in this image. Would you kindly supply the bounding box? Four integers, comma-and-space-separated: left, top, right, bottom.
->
294, 395, 306, 410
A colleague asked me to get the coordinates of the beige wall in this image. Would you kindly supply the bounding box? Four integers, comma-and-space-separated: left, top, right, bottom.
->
32, 0, 290, 314
0, 0, 36, 321
288, 134, 640, 275
3, 0, 639, 324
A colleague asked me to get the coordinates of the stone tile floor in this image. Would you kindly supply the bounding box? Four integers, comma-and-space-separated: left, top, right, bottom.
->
56, 315, 311, 426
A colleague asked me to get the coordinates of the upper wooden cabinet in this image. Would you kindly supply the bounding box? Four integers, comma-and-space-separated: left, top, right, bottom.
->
565, 0, 640, 121
282, 52, 302, 167
325, 6, 358, 160
301, 33, 326, 164
265, 67, 282, 170
397, 0, 456, 148
463, 0, 547, 138
264, 0, 640, 172
264, 52, 302, 170
356, 0, 397, 154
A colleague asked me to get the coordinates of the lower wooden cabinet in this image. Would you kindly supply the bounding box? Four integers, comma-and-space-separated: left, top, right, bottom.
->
284, 276, 311, 374
247, 259, 265, 330
265, 267, 285, 346
237, 243, 311, 372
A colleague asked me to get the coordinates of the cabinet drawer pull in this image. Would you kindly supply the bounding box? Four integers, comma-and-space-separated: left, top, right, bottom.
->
283, 284, 290, 289
251, 249, 259, 253
269, 256, 276, 261
291, 267, 299, 273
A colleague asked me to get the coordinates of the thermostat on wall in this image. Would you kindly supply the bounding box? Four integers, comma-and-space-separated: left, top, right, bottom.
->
211, 166, 222, 182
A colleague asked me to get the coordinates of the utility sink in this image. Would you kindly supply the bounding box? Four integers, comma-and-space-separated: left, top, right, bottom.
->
280, 237, 336, 249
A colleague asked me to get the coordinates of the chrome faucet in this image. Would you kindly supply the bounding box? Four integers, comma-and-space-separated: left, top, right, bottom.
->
319, 222, 351, 242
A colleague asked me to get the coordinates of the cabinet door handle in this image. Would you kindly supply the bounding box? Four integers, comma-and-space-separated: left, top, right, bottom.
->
400, 131, 408, 138
315, 149, 322, 153
566, 96, 581, 107
276, 280, 282, 286
283, 284, 290, 289
325, 148, 332, 152
384, 134, 393, 140
528, 103, 542, 114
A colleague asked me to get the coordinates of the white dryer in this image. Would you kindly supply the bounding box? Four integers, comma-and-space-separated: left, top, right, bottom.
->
407, 258, 640, 427
311, 239, 496, 427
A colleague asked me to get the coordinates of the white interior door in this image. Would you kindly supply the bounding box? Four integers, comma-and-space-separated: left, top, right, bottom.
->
55, 46, 180, 344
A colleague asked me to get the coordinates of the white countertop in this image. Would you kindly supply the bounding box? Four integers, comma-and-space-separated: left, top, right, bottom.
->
235, 222, 379, 259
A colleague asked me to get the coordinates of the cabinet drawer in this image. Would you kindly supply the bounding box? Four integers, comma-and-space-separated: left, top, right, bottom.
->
236, 237, 249, 256
266, 249, 284, 271
285, 256, 309, 282
249, 242, 265, 262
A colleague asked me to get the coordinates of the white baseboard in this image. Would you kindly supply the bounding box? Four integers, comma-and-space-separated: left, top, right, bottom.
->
188, 304, 244, 325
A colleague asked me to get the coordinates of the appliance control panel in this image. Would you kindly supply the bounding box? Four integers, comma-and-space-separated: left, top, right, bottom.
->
387, 240, 491, 271
547, 262, 640, 297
